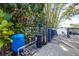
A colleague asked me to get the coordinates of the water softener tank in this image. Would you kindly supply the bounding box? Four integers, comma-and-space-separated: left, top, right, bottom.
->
11, 34, 26, 53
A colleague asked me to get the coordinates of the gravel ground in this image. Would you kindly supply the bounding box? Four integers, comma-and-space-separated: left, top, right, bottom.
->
33, 35, 79, 56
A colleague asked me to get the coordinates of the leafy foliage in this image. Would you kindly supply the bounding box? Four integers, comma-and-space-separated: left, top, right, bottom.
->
70, 24, 79, 28
44, 3, 79, 28
0, 9, 14, 49
0, 40, 3, 48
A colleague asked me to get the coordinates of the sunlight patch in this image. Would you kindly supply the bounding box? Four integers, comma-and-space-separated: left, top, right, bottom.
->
59, 44, 68, 51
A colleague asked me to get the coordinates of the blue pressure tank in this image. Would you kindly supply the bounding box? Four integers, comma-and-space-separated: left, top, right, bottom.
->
47, 28, 57, 42
51, 29, 58, 38
11, 34, 26, 53
47, 28, 52, 42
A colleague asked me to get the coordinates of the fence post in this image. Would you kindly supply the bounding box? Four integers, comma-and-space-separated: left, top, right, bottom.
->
67, 28, 70, 38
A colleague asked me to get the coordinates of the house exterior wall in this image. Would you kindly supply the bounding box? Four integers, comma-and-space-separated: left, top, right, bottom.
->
57, 28, 67, 36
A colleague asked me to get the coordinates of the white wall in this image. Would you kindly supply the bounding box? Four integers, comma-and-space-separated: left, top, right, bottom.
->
57, 28, 67, 36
